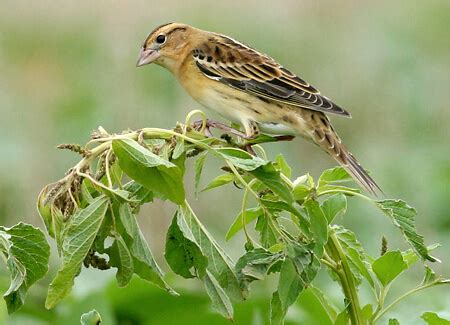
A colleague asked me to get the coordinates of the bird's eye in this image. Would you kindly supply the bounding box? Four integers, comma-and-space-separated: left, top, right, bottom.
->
156, 34, 166, 44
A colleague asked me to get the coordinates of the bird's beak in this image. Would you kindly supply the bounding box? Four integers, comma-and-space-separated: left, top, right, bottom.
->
136, 47, 160, 67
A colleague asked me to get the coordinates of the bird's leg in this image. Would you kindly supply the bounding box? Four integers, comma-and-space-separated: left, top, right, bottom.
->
191, 119, 250, 138
241, 120, 260, 155
191, 119, 295, 155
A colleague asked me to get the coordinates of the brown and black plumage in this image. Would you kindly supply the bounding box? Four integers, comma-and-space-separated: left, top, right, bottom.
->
136, 23, 381, 195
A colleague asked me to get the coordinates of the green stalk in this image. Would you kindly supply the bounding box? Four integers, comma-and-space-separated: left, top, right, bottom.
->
326, 228, 363, 325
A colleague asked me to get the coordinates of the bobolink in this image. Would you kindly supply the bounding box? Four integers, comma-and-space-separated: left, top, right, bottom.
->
137, 22, 381, 195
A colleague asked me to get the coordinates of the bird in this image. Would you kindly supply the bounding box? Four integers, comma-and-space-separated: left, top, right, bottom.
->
136, 22, 381, 195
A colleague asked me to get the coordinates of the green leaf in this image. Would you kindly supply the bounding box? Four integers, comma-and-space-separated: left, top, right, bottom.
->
278, 258, 304, 310
100, 187, 135, 203
235, 248, 283, 290
117, 204, 175, 293
334, 310, 350, 325
179, 204, 244, 300
333, 225, 374, 288
286, 242, 320, 284
292, 183, 310, 201
318, 166, 352, 186
112, 138, 185, 204
172, 139, 185, 159
80, 180, 96, 204
0, 223, 50, 314
317, 184, 361, 196
46, 196, 109, 309
165, 212, 208, 279
388, 319, 400, 325
275, 154, 292, 177
226, 207, 263, 241
37, 187, 54, 237
372, 250, 407, 286
321, 194, 347, 224
260, 198, 303, 218
304, 200, 328, 256
376, 199, 436, 262
255, 214, 278, 248
123, 181, 154, 204
218, 147, 293, 202
50, 206, 64, 255
202, 173, 236, 192
421, 312, 450, 325
250, 163, 294, 204
270, 291, 286, 325
109, 232, 134, 287
297, 286, 338, 324
361, 304, 374, 323
194, 152, 207, 196
216, 147, 268, 171
421, 265, 437, 286
402, 244, 440, 267
80, 309, 102, 325
203, 270, 234, 320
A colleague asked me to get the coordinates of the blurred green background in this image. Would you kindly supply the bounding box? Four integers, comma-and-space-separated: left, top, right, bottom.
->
1, 0, 449, 324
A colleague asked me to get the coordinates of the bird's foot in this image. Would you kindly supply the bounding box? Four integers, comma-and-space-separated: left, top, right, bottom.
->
191, 119, 252, 139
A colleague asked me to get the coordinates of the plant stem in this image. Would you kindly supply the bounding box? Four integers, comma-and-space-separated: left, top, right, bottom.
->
372, 281, 450, 323
370, 284, 389, 324
326, 228, 363, 325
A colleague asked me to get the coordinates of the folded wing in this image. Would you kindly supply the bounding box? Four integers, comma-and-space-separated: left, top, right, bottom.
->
193, 35, 351, 117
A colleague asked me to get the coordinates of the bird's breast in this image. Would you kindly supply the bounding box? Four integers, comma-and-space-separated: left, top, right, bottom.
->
177, 61, 309, 136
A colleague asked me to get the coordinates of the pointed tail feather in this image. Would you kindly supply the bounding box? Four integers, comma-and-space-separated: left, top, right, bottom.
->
342, 151, 382, 196
308, 114, 382, 196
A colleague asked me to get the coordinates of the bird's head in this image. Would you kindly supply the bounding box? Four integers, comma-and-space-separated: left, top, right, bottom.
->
136, 22, 193, 72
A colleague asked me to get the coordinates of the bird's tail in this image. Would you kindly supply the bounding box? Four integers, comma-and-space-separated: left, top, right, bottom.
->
308, 114, 382, 196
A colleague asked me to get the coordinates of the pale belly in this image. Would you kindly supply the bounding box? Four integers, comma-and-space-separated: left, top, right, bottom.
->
191, 84, 303, 136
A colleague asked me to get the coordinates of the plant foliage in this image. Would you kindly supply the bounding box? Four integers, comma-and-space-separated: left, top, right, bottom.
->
1, 111, 448, 324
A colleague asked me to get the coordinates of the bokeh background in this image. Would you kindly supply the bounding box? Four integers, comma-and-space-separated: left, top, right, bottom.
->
1, 0, 449, 324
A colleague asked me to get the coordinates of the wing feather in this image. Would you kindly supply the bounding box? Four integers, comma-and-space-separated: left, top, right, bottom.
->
193, 35, 351, 117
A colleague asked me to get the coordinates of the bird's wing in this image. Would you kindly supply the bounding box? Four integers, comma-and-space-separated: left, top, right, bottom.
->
193, 34, 350, 117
